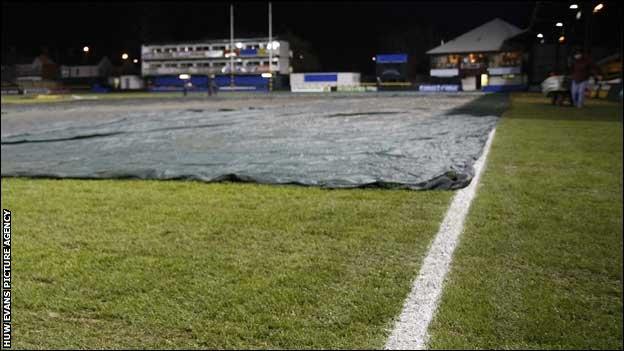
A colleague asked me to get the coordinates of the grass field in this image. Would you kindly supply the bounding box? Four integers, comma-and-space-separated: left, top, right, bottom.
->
1, 179, 451, 349
1, 92, 622, 349
427, 94, 623, 349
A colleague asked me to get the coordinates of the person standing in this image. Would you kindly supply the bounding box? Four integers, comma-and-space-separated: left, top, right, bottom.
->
208, 74, 218, 96
569, 49, 601, 108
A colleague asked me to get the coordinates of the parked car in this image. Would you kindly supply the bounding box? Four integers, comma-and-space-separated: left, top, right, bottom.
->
541, 75, 572, 106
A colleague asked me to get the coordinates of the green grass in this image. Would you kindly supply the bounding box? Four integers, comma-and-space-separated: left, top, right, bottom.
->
427, 93, 623, 349
5, 92, 622, 349
2, 179, 451, 349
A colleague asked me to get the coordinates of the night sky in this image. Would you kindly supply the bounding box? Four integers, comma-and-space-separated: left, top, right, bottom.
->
2, 1, 622, 74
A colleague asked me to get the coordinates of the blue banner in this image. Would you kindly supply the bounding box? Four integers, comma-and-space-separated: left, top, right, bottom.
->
240, 48, 258, 56
304, 74, 338, 82
376, 54, 408, 63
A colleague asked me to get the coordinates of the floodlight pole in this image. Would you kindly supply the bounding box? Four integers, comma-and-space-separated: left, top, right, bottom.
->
584, 2, 591, 54
268, 1, 273, 92
230, 3, 235, 88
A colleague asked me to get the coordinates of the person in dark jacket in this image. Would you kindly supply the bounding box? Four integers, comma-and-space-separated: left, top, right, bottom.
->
569, 49, 601, 108
208, 74, 218, 96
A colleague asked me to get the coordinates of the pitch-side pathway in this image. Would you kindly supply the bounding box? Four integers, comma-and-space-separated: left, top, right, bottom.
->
385, 128, 497, 350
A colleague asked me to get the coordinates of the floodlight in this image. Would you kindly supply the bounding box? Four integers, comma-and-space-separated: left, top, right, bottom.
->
593, 3, 604, 12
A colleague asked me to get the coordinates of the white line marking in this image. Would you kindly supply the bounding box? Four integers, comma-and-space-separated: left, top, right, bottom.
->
385, 127, 497, 350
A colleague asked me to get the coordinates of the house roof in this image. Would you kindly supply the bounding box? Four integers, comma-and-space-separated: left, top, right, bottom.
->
60, 56, 110, 66
427, 18, 523, 55
35, 54, 56, 65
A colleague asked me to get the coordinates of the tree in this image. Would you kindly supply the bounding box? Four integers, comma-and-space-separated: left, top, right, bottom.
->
280, 30, 322, 72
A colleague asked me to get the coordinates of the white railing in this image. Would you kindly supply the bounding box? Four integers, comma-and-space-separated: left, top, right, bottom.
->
460, 62, 485, 69
142, 67, 208, 75
142, 49, 285, 61
487, 66, 522, 75
142, 50, 228, 60
142, 63, 283, 76
430, 68, 459, 77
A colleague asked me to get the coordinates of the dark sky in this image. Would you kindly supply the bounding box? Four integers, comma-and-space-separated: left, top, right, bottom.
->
2, 1, 621, 73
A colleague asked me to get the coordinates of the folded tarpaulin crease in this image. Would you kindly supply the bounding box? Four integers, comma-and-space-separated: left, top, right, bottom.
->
1, 93, 507, 190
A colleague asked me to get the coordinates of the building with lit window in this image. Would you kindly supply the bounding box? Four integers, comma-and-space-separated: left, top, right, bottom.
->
141, 37, 291, 91
426, 18, 527, 92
